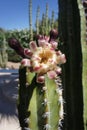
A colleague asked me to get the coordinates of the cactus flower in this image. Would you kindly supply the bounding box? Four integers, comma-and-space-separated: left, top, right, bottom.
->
21, 38, 66, 83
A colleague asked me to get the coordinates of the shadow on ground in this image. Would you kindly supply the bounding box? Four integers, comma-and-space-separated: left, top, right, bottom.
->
0, 73, 20, 130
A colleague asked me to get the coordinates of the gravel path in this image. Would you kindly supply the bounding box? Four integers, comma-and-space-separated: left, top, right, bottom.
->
0, 70, 21, 130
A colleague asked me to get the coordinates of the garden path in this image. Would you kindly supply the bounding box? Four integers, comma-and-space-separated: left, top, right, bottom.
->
0, 69, 21, 130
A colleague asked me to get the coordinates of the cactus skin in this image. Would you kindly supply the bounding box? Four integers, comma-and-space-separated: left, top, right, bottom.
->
58, 0, 84, 130
80, 1, 87, 129
18, 68, 62, 130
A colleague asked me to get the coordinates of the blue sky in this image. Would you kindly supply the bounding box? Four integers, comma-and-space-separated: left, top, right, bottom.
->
0, 0, 58, 30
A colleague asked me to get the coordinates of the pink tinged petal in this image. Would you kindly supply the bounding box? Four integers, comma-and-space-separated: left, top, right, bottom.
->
21, 59, 31, 67
50, 40, 58, 49
47, 70, 57, 79
38, 39, 45, 47
56, 67, 62, 75
44, 36, 50, 42
32, 55, 41, 61
59, 54, 66, 64
29, 41, 37, 51
56, 50, 62, 55
36, 75, 45, 83
38, 40, 49, 47
33, 66, 41, 72
24, 49, 33, 57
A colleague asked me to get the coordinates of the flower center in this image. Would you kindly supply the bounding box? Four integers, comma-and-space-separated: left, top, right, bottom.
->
39, 49, 53, 64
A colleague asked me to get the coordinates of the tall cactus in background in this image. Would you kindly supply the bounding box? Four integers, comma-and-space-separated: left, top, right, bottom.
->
40, 13, 45, 35
29, 0, 33, 41
51, 11, 54, 29
0, 35, 8, 68
58, 0, 84, 130
45, 3, 49, 35
36, 6, 40, 35
8, 29, 66, 130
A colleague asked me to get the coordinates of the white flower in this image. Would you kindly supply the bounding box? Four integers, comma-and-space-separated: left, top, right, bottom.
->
21, 39, 66, 83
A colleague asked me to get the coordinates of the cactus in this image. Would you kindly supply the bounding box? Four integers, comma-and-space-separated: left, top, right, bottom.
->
40, 13, 45, 35
45, 3, 49, 35
36, 6, 40, 35
0, 35, 8, 68
8, 29, 66, 130
51, 11, 55, 29
80, 1, 87, 129
58, 0, 84, 130
29, 0, 33, 41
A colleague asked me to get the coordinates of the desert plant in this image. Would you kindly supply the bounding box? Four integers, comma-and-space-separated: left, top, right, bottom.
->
58, 0, 84, 130
8, 29, 66, 130
36, 6, 40, 35
0, 35, 8, 68
29, 0, 33, 41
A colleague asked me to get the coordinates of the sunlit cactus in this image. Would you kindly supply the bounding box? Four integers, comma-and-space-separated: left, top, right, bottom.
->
29, 0, 33, 41
51, 11, 55, 29
36, 6, 40, 35
0, 35, 8, 68
45, 3, 49, 35
8, 29, 66, 130
41, 13, 45, 35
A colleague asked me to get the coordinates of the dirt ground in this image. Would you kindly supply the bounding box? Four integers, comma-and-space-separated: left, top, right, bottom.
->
6, 62, 20, 69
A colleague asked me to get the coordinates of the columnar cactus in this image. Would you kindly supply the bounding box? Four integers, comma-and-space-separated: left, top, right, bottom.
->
51, 11, 54, 29
45, 3, 49, 35
0, 35, 8, 68
29, 0, 33, 41
8, 29, 66, 130
58, 0, 84, 130
36, 6, 40, 35
80, 0, 87, 129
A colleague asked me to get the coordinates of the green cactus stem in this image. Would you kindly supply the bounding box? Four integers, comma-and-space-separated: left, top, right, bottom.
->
29, 0, 33, 41
36, 6, 40, 35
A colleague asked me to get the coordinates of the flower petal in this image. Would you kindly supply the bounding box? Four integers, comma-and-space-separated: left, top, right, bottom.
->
24, 48, 32, 58
29, 41, 37, 51
21, 59, 31, 67
50, 40, 58, 49
47, 70, 57, 79
44, 36, 50, 42
38, 39, 49, 47
58, 54, 66, 64
38, 39, 45, 47
36, 75, 45, 83
55, 67, 62, 75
